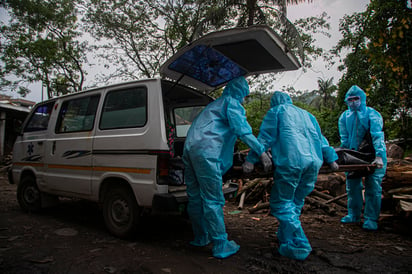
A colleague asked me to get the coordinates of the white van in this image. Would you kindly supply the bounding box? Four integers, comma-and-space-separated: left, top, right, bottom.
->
9, 25, 300, 238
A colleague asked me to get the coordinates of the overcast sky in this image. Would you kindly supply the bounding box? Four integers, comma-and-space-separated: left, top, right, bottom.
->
14, 0, 370, 102
276, 0, 370, 93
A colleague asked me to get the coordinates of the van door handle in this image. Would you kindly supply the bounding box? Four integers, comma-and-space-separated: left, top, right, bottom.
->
37, 141, 43, 145
52, 141, 56, 155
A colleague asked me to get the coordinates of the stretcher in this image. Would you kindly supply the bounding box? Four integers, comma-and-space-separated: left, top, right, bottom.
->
223, 147, 377, 180
319, 163, 376, 174
225, 163, 376, 180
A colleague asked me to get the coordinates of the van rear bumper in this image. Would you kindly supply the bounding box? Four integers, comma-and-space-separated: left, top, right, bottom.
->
152, 182, 239, 212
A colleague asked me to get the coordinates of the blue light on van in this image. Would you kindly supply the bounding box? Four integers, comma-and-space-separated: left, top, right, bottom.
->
168, 45, 246, 87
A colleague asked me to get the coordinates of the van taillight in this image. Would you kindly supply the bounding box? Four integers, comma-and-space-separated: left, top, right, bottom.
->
157, 154, 169, 185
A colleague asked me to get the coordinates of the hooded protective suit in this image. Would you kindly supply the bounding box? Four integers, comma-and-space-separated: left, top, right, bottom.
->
183, 76, 265, 259
246, 91, 338, 260
339, 85, 387, 230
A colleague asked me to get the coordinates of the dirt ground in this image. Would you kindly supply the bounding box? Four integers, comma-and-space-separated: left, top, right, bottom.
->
1, 172, 412, 274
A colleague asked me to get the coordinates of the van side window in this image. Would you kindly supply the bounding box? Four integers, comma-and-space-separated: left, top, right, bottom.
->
100, 87, 147, 130
56, 95, 100, 133
24, 101, 55, 132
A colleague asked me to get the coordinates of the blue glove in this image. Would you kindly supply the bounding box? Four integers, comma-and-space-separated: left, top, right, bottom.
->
242, 161, 254, 173
372, 157, 383, 169
329, 161, 339, 171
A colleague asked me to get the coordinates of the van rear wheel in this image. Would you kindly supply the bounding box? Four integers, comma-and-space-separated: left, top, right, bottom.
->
17, 176, 42, 213
103, 185, 141, 239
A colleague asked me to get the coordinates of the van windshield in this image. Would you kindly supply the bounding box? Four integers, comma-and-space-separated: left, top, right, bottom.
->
174, 106, 204, 137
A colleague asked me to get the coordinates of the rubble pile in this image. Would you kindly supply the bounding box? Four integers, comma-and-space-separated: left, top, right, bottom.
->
234, 173, 349, 216
382, 156, 412, 217
232, 154, 412, 221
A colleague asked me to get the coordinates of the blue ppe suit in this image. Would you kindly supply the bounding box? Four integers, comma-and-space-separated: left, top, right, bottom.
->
246, 91, 338, 260
182, 76, 265, 259
338, 85, 387, 230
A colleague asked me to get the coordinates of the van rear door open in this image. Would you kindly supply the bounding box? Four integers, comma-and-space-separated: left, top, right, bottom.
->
160, 25, 301, 93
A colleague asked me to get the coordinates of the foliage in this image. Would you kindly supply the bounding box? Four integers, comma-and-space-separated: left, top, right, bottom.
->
313, 77, 337, 110
244, 91, 272, 136
334, 0, 412, 145
237, 91, 271, 150
0, 0, 88, 98
83, 0, 227, 81
83, 0, 172, 80
293, 95, 340, 146
311, 108, 341, 146
287, 12, 331, 70
241, 91, 341, 150
83, 0, 329, 84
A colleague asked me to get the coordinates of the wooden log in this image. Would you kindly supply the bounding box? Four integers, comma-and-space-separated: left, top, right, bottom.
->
310, 189, 347, 208
386, 165, 412, 173
324, 192, 348, 204
237, 178, 261, 195
305, 196, 337, 215
238, 192, 246, 209
387, 186, 412, 195
248, 202, 270, 214
242, 179, 272, 203
392, 194, 412, 201
398, 200, 412, 213
237, 179, 244, 193
386, 171, 412, 181
245, 183, 265, 203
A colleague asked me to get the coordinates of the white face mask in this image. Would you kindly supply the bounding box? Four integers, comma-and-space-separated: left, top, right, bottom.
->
348, 99, 361, 110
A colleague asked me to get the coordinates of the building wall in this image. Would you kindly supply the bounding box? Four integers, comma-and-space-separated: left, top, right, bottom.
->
0, 107, 30, 160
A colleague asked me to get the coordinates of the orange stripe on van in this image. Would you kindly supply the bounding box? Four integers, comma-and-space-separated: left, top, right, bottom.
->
14, 162, 44, 167
93, 166, 151, 174
48, 164, 91, 171
15, 162, 151, 174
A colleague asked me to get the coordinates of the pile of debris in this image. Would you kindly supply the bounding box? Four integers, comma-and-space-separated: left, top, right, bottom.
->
232, 145, 412, 221
382, 156, 412, 217
234, 173, 348, 216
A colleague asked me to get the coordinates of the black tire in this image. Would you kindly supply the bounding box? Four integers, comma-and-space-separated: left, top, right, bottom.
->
17, 176, 42, 213
102, 185, 141, 239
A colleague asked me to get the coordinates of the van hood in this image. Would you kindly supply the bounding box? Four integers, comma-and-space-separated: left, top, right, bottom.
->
160, 25, 301, 93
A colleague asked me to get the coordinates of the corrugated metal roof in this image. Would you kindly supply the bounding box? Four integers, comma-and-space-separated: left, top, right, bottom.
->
0, 102, 30, 113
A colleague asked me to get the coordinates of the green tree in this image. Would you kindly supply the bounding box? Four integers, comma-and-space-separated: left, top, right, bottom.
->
83, 0, 330, 82
334, 0, 412, 144
243, 90, 341, 148
0, 0, 89, 99
310, 77, 337, 110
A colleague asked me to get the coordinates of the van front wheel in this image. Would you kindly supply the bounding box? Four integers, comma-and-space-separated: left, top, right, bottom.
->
103, 185, 140, 239
17, 176, 42, 213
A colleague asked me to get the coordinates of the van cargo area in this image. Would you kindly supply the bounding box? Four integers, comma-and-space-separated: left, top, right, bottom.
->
152, 80, 238, 213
